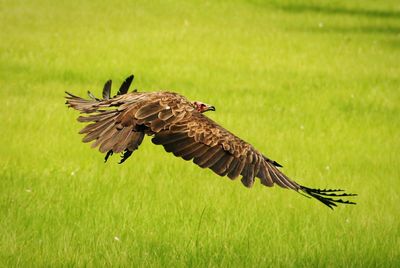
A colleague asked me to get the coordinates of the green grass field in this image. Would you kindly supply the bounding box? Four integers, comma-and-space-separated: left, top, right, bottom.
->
1, 0, 399, 266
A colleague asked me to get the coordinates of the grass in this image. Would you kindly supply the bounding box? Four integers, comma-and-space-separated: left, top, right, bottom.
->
1, 0, 399, 266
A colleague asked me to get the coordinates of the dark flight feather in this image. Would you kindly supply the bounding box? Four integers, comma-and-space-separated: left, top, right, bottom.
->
117, 75, 134, 96
102, 80, 112, 100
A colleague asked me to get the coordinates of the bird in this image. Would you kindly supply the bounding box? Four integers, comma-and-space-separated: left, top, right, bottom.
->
65, 74, 356, 209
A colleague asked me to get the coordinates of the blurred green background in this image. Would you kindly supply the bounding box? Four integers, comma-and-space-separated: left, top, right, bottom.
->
1, 0, 399, 266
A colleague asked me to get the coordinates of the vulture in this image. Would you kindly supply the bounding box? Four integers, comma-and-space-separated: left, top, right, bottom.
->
65, 75, 356, 209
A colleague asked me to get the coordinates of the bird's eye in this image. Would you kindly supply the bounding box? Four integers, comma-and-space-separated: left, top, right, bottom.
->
201, 104, 206, 107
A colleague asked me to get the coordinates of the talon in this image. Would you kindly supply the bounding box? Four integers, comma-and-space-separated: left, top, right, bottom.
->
104, 150, 113, 162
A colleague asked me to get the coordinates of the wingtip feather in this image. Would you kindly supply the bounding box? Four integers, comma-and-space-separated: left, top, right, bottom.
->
300, 186, 357, 209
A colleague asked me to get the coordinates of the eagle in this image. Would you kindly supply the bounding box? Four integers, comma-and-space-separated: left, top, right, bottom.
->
65, 75, 356, 209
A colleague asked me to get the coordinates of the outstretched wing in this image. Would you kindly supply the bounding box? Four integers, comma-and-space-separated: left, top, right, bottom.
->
66, 78, 198, 164
131, 99, 355, 209
151, 112, 299, 189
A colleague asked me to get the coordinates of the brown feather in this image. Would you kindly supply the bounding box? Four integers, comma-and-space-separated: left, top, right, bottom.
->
79, 116, 115, 134
136, 114, 159, 125
271, 165, 299, 189
224, 158, 239, 178
158, 109, 174, 120
78, 110, 117, 123
241, 164, 255, 187
181, 144, 209, 160
219, 155, 235, 176
169, 124, 189, 133
264, 164, 275, 186
112, 127, 133, 153
152, 132, 188, 145
200, 149, 225, 168
99, 129, 119, 153
173, 142, 199, 157
119, 107, 139, 126
210, 154, 233, 175
82, 120, 115, 143
187, 145, 211, 161
258, 162, 274, 187
135, 102, 164, 119
128, 132, 145, 151
163, 138, 193, 153
90, 124, 116, 148
151, 119, 167, 132
102, 80, 112, 99
228, 158, 246, 180
253, 154, 262, 178
267, 162, 287, 188
193, 146, 220, 167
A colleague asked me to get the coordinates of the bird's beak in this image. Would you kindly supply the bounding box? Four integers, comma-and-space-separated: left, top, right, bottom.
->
207, 105, 216, 112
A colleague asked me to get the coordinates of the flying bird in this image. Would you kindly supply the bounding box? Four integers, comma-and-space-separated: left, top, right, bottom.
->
65, 75, 356, 209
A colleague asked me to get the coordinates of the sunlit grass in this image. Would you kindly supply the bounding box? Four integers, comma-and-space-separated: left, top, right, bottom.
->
1, 0, 399, 266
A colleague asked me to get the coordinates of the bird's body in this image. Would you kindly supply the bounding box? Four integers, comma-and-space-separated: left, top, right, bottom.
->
66, 75, 356, 209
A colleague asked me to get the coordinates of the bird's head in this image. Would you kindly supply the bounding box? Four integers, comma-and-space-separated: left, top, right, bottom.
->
192, 101, 216, 113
